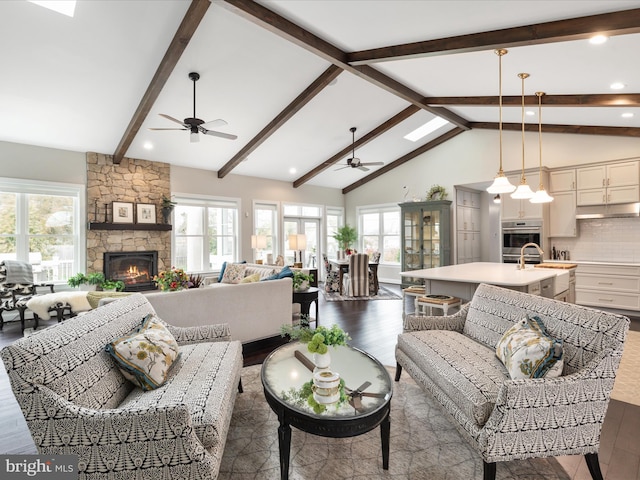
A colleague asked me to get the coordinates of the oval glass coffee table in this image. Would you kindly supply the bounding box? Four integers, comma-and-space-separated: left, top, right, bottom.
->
261, 341, 393, 480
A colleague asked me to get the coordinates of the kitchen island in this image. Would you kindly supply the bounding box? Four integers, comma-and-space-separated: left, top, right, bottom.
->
400, 262, 568, 303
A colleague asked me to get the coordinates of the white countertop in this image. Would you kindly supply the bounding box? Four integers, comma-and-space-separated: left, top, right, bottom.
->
400, 262, 559, 287
545, 259, 640, 267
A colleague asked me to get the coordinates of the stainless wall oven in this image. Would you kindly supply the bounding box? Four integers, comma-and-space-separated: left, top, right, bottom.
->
501, 220, 543, 264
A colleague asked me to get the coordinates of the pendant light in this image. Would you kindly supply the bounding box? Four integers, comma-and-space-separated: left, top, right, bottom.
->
486, 49, 516, 194
511, 72, 535, 199
530, 92, 554, 203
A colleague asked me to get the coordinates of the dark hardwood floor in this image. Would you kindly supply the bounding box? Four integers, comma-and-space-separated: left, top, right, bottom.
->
1, 284, 639, 479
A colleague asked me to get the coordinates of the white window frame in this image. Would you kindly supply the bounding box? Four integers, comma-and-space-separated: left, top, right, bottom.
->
0, 177, 85, 282
357, 203, 401, 265
253, 200, 279, 260
172, 193, 240, 273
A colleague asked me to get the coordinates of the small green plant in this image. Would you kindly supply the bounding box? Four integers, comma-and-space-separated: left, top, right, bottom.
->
280, 324, 350, 354
161, 195, 177, 209
86, 272, 105, 285
292, 271, 314, 291
101, 279, 125, 291
68, 272, 105, 288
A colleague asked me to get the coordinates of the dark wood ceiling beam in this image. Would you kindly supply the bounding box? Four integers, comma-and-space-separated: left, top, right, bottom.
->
293, 105, 421, 188
342, 128, 465, 194
471, 122, 640, 137
348, 9, 640, 65
112, 0, 210, 164
422, 94, 640, 106
217, 65, 342, 178
219, 0, 470, 130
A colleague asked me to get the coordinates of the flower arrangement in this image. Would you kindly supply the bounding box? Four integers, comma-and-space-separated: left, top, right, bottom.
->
280, 323, 350, 354
154, 267, 192, 291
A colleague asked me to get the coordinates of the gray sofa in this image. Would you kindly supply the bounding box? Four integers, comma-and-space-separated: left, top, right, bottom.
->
395, 283, 629, 480
1, 293, 243, 479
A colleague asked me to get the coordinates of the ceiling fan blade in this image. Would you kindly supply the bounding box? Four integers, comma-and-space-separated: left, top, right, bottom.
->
358, 166, 370, 172
201, 119, 227, 128
334, 165, 350, 171
149, 127, 187, 131
202, 129, 238, 140
361, 162, 384, 167
159, 113, 187, 127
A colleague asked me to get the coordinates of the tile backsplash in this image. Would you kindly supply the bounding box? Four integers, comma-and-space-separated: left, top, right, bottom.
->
550, 217, 640, 263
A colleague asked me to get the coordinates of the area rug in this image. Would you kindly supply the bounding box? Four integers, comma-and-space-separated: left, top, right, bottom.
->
321, 285, 402, 302
218, 365, 571, 479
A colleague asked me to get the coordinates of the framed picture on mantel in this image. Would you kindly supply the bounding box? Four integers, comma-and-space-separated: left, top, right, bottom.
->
112, 202, 134, 223
136, 203, 156, 224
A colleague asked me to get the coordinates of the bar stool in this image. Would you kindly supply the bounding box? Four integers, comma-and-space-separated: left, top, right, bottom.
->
402, 286, 425, 319
415, 294, 461, 316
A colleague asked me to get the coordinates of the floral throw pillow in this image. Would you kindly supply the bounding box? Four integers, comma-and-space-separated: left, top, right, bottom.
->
496, 315, 563, 380
106, 314, 180, 390
221, 263, 247, 284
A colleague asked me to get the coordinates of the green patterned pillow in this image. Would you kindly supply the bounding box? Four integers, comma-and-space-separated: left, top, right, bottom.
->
496, 315, 563, 380
106, 314, 180, 390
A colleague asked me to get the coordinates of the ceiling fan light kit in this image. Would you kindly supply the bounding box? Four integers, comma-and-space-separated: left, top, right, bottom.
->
149, 72, 237, 142
334, 127, 384, 172
487, 49, 516, 195
530, 91, 554, 204
510, 72, 535, 200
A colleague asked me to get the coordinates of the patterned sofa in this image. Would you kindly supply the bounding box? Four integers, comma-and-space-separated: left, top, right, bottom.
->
1, 293, 243, 479
395, 283, 629, 480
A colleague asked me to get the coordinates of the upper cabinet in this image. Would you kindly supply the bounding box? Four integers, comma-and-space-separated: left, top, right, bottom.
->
576, 161, 639, 206
549, 169, 576, 193
549, 169, 577, 237
501, 172, 545, 220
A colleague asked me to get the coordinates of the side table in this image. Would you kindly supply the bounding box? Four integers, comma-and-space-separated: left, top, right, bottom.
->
292, 287, 319, 324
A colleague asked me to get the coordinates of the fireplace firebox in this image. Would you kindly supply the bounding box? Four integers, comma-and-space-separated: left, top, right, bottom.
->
104, 251, 158, 292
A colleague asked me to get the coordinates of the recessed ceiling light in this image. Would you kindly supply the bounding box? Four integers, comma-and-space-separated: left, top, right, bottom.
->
622, 112, 634, 118
289, 167, 297, 174
143, 142, 153, 150
28, 0, 76, 17
589, 35, 608, 45
404, 116, 450, 142
610, 82, 626, 90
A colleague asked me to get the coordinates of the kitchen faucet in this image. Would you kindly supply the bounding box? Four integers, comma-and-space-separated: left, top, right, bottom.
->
519, 243, 544, 270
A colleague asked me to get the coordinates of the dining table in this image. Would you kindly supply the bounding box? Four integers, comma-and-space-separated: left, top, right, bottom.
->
329, 257, 379, 296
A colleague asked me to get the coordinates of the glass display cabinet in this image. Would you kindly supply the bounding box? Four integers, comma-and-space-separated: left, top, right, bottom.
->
399, 200, 451, 288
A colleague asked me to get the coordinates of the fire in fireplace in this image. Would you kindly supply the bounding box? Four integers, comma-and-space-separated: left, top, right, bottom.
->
104, 251, 158, 292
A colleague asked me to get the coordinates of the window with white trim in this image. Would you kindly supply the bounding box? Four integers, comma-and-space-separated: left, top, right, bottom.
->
358, 205, 400, 264
325, 207, 343, 260
173, 196, 239, 272
253, 202, 278, 261
0, 178, 84, 283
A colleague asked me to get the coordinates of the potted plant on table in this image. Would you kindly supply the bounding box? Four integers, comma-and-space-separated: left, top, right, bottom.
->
292, 271, 314, 292
100, 279, 125, 292
161, 195, 177, 224
332, 224, 358, 255
67, 272, 105, 291
281, 323, 350, 369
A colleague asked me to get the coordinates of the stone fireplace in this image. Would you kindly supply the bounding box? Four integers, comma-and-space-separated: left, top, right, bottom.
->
104, 251, 158, 292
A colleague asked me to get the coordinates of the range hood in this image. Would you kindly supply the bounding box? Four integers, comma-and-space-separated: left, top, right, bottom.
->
576, 203, 640, 219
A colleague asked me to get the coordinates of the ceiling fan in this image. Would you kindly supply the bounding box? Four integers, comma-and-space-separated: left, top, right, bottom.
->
149, 72, 237, 143
335, 127, 384, 171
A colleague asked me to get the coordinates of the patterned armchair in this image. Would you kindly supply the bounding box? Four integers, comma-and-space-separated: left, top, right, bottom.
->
368, 251, 381, 295
344, 253, 370, 297
396, 283, 630, 480
0, 260, 66, 331
322, 254, 340, 293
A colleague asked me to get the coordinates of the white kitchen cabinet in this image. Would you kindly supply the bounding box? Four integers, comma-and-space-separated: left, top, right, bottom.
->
549, 169, 576, 193
501, 172, 544, 220
549, 191, 576, 237
456, 188, 482, 265
575, 263, 640, 312
456, 206, 480, 232
456, 189, 480, 208
457, 231, 481, 264
576, 161, 639, 206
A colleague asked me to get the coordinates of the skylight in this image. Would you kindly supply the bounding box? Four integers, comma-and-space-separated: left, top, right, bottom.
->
404, 117, 450, 142
28, 0, 76, 18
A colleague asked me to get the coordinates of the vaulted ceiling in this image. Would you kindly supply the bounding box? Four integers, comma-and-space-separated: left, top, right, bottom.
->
2, 0, 639, 193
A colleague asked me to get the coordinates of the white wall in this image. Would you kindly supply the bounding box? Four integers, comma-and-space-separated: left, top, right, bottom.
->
0, 140, 86, 184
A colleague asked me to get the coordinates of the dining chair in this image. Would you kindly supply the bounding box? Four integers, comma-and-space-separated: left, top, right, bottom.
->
368, 251, 381, 294
322, 254, 340, 293
344, 253, 370, 297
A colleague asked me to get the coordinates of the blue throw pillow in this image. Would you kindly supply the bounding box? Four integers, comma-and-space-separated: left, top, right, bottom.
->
261, 265, 294, 281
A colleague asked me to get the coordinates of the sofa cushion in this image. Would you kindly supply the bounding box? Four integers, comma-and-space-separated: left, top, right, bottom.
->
397, 330, 508, 427
221, 263, 247, 284
118, 340, 243, 449
240, 272, 261, 283
496, 315, 563, 379
106, 314, 180, 390
244, 265, 277, 280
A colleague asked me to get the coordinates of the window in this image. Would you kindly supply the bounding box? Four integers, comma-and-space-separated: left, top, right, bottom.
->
358, 205, 400, 263
0, 178, 84, 283
325, 207, 343, 260
253, 202, 278, 261
173, 195, 239, 272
